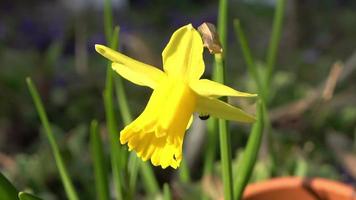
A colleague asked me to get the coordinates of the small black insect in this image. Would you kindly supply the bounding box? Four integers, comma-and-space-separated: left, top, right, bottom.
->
199, 114, 210, 120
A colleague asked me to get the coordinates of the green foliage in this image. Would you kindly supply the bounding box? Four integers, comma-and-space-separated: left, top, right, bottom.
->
163, 183, 172, 200
234, 101, 264, 200
18, 192, 43, 200
26, 78, 79, 200
90, 120, 110, 200
0, 172, 18, 200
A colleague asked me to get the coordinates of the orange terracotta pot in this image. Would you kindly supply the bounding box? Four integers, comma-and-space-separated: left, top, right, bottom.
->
243, 177, 356, 200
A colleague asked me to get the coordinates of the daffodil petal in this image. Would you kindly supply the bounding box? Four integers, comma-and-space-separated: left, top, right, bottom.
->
196, 95, 256, 123
190, 79, 257, 98
162, 24, 205, 80
96, 44, 166, 89
112, 63, 166, 89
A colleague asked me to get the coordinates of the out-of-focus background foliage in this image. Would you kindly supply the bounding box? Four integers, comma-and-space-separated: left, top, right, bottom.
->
1, 0, 356, 199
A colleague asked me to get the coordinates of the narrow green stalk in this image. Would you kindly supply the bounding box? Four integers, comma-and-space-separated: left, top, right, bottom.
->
102, 0, 158, 197
217, 0, 228, 53
234, 101, 264, 200
103, 0, 140, 195
114, 77, 132, 125
163, 183, 171, 200
18, 192, 43, 200
90, 120, 110, 200
140, 162, 160, 195
203, 118, 218, 175
103, 91, 123, 200
0, 172, 18, 200
233, 19, 266, 101
266, 0, 286, 87
263, 0, 286, 176
104, 0, 113, 43
178, 158, 191, 183
114, 76, 140, 196
214, 54, 233, 200
26, 78, 79, 200
218, 118, 233, 200
215, 0, 233, 198
128, 153, 139, 197
103, 26, 123, 200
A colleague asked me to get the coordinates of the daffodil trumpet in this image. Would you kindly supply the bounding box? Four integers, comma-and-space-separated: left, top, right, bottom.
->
95, 24, 257, 169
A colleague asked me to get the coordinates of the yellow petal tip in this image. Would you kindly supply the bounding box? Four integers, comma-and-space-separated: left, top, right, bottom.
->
95, 44, 106, 55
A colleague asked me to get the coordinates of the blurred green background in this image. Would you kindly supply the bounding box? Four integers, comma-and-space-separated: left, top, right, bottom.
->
1, 0, 356, 199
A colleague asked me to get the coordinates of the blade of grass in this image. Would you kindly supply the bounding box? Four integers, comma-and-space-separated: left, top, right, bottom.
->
26, 78, 79, 200
163, 183, 171, 200
263, 0, 286, 177
0, 172, 18, 200
266, 0, 286, 87
90, 120, 110, 200
233, 19, 266, 101
114, 77, 140, 196
140, 162, 159, 195
104, 0, 113, 43
128, 153, 139, 197
102, 0, 158, 196
234, 100, 264, 200
18, 192, 43, 200
178, 158, 191, 183
215, 0, 234, 198
102, 0, 139, 196
203, 118, 218, 175
103, 26, 123, 200
103, 93, 123, 200
114, 77, 132, 125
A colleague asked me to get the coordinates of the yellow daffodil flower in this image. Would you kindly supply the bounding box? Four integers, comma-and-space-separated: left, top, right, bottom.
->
95, 24, 256, 169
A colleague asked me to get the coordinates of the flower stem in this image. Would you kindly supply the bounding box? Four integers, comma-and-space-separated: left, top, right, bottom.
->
215, 0, 234, 198
214, 55, 233, 200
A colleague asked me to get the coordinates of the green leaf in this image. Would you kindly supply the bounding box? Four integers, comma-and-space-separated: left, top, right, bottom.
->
0, 172, 18, 200
163, 183, 171, 200
233, 19, 266, 101
140, 163, 159, 195
266, 0, 286, 87
234, 100, 265, 200
203, 118, 218, 176
103, 26, 123, 200
101, 0, 159, 197
178, 158, 191, 183
26, 78, 79, 200
104, 0, 113, 43
90, 120, 110, 200
18, 192, 42, 200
